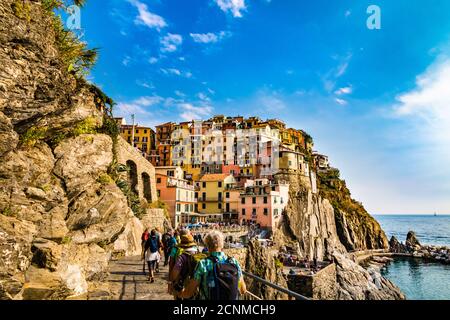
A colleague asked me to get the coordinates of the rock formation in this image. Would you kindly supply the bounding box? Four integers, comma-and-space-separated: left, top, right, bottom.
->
0, 0, 161, 300
316, 168, 389, 251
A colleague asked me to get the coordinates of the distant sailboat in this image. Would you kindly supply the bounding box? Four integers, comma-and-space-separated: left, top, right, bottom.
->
434, 212, 437, 216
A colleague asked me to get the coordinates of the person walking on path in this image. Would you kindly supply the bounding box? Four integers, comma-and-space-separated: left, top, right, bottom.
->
169, 233, 202, 299
145, 229, 162, 283
163, 229, 177, 267
178, 230, 247, 300
141, 228, 150, 274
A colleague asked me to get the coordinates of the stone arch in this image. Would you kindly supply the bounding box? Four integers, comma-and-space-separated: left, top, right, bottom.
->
142, 172, 152, 202
126, 160, 138, 195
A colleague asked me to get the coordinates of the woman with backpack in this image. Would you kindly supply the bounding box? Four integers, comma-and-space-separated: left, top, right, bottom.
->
178, 230, 247, 300
144, 229, 161, 283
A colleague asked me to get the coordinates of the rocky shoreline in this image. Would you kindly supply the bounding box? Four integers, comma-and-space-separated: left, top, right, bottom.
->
389, 231, 450, 264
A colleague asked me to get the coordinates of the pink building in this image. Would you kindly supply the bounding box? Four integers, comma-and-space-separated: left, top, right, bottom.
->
156, 172, 197, 227
237, 179, 289, 230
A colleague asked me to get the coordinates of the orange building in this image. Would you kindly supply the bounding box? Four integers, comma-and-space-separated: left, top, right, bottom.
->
155, 168, 197, 227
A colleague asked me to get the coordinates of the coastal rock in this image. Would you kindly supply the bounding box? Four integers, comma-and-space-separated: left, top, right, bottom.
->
406, 231, 421, 249
245, 240, 289, 300
333, 252, 404, 300
274, 173, 346, 261
317, 169, 389, 251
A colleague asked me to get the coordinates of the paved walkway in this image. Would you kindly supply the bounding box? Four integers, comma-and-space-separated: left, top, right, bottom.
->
108, 255, 173, 300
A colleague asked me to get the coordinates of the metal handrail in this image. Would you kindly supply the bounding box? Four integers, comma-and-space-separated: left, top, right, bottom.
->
242, 270, 311, 301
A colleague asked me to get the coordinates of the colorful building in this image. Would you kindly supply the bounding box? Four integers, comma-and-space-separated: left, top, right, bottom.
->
196, 174, 236, 220
238, 179, 289, 230
155, 166, 197, 227
115, 118, 156, 157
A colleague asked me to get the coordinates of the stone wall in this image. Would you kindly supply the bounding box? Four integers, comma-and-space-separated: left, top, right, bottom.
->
287, 263, 337, 300
116, 137, 157, 203
140, 209, 169, 232
224, 248, 248, 267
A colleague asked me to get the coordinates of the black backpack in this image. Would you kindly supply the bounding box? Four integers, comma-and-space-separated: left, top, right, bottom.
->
208, 256, 239, 300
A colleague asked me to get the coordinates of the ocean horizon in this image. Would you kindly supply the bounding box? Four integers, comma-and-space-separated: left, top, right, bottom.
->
374, 214, 450, 247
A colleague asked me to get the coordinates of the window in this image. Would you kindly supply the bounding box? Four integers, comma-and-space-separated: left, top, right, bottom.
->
202, 192, 206, 201
274, 197, 277, 204
185, 204, 189, 212
263, 196, 268, 204
157, 190, 160, 197
252, 197, 256, 204
218, 181, 222, 188
144, 129, 147, 134
218, 192, 222, 200
202, 203, 206, 209
157, 178, 161, 184
264, 208, 268, 215
252, 208, 256, 216
176, 204, 181, 211
288, 160, 292, 166
218, 203, 222, 209
241, 197, 245, 204
242, 208, 246, 216
136, 129, 139, 134
226, 192, 230, 199
195, 192, 198, 199
274, 209, 279, 216
202, 182, 206, 188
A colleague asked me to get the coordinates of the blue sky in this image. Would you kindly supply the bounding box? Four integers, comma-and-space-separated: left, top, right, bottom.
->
75, 0, 450, 214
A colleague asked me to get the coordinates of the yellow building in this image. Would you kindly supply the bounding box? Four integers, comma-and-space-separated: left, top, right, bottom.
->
120, 124, 156, 156
196, 174, 236, 220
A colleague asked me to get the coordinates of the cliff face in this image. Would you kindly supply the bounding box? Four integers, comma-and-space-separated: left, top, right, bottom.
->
316, 169, 389, 251
0, 0, 142, 300
274, 173, 346, 260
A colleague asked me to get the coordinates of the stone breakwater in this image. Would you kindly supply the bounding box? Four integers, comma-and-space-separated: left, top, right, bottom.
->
389, 231, 450, 264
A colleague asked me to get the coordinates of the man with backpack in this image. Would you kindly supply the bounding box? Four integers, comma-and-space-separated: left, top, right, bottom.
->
169, 232, 205, 300
144, 229, 162, 283
178, 230, 247, 300
162, 229, 176, 267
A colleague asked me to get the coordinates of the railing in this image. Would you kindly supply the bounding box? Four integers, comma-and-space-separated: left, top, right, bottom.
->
242, 271, 311, 300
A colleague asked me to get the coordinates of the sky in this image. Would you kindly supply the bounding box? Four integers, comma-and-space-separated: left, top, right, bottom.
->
72, 0, 450, 214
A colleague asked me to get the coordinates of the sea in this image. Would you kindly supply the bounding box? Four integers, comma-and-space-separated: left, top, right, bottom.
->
374, 214, 450, 300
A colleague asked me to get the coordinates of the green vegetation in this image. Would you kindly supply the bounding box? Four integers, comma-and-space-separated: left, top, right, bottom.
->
72, 116, 98, 136
149, 200, 170, 220
1, 207, 15, 217
61, 236, 72, 244
38, 184, 52, 193
12, 0, 32, 21
97, 173, 113, 186
274, 258, 283, 270
20, 126, 48, 147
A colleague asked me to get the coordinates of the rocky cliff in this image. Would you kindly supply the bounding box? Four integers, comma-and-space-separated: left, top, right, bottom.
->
0, 0, 150, 300
267, 169, 401, 300
317, 168, 389, 251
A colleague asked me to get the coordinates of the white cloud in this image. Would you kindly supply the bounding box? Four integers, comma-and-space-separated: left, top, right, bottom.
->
190, 31, 232, 44
214, 0, 246, 18
178, 103, 213, 121
122, 55, 131, 66
198, 92, 210, 101
393, 56, 450, 156
345, 10, 351, 17
160, 68, 192, 78
178, 57, 185, 61
116, 95, 163, 117
174, 90, 186, 97
149, 57, 158, 64
128, 0, 167, 31
259, 93, 286, 111
286, 69, 294, 75
160, 33, 183, 53
335, 98, 348, 106
136, 80, 154, 89
335, 86, 352, 95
